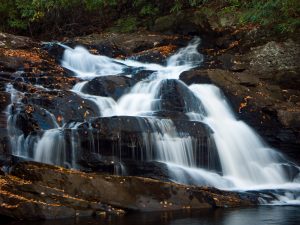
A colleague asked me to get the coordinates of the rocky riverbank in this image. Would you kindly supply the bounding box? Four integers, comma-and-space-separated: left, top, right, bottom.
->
0, 161, 257, 220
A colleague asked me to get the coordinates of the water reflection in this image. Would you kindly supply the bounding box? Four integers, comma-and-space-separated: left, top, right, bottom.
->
1, 206, 299, 225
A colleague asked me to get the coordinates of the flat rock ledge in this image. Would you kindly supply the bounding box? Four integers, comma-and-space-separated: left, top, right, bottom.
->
0, 161, 257, 220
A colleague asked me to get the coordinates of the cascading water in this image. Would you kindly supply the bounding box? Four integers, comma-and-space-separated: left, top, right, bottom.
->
190, 85, 292, 187
7, 37, 300, 204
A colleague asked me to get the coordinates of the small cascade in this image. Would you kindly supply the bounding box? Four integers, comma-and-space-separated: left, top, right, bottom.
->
72, 81, 88, 92
146, 118, 195, 166
34, 129, 66, 166
166, 37, 203, 68
116, 79, 163, 115
72, 88, 117, 117
62, 46, 125, 79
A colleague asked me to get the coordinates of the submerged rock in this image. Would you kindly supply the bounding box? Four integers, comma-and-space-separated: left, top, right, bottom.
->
0, 161, 257, 220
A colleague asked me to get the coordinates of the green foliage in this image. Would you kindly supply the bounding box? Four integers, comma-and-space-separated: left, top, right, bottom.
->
111, 17, 138, 33
140, 4, 159, 16
170, 0, 183, 13
133, 0, 159, 17
240, 0, 300, 33
0, 0, 298, 35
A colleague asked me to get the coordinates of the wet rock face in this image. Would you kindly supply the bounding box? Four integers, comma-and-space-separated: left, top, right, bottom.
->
68, 116, 221, 173
156, 79, 205, 114
81, 75, 136, 100
0, 161, 257, 220
8, 88, 100, 135
25, 90, 100, 126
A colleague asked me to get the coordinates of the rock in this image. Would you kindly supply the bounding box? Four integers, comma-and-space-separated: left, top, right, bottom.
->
122, 160, 170, 181
242, 40, 300, 74
5, 82, 100, 139
0, 161, 257, 220
129, 45, 177, 64
0, 46, 78, 91
81, 75, 136, 100
79, 155, 171, 182
277, 110, 300, 128
214, 54, 246, 72
21, 90, 99, 128
0, 33, 37, 49
155, 79, 206, 114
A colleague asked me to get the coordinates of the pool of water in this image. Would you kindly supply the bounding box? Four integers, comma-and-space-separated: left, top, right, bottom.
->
1, 206, 299, 225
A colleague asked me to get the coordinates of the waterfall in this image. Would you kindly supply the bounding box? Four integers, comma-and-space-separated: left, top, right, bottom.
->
189, 84, 298, 187
6, 37, 300, 205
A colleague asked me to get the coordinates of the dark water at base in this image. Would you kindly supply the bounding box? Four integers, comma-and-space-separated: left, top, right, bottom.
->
1, 206, 299, 225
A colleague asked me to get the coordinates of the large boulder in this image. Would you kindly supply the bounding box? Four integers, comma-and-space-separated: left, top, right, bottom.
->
155, 79, 205, 114
242, 40, 300, 74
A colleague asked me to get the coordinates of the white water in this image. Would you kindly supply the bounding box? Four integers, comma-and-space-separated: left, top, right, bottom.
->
190, 85, 291, 187
7, 37, 300, 204
34, 129, 66, 165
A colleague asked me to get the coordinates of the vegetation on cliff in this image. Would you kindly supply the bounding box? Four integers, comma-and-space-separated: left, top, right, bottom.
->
0, 0, 299, 38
